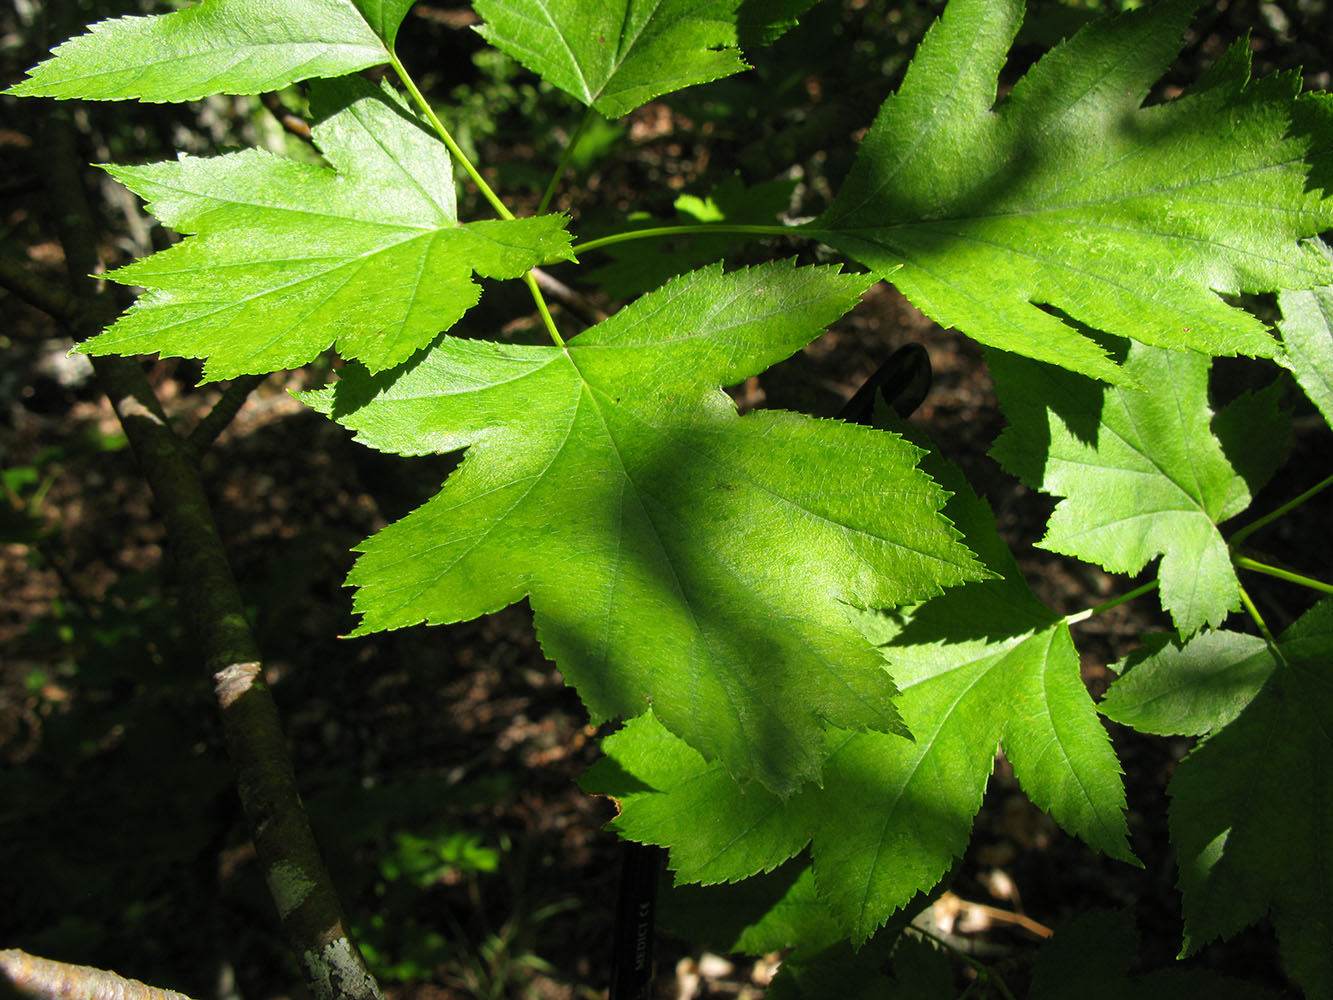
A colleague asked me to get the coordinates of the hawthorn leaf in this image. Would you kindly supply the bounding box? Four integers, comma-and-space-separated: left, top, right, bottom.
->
727, 865, 845, 958
1100, 630, 1275, 736
1210, 378, 1292, 499
1029, 910, 1281, 1000
309, 261, 983, 792
990, 341, 1251, 635
1278, 284, 1333, 427
80, 77, 572, 380
587, 713, 818, 879
472, 0, 748, 118
586, 434, 1129, 941
767, 934, 954, 1000
812, 0, 1333, 381
1167, 598, 1333, 998
736, 0, 821, 48
6, 0, 414, 103
651, 862, 846, 961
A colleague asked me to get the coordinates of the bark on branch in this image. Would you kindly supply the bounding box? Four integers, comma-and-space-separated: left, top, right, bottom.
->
0, 950, 197, 1000
29, 26, 383, 998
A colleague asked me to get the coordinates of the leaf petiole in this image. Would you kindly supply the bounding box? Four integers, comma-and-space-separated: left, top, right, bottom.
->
537, 107, 595, 216
389, 51, 515, 221
1233, 555, 1333, 596
910, 926, 1019, 1000
573, 223, 807, 255
389, 54, 565, 349
1063, 578, 1159, 626
1228, 472, 1333, 547
523, 272, 565, 347
1236, 582, 1286, 662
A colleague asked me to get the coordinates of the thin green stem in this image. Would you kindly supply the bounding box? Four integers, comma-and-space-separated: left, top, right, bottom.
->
389, 54, 566, 349
1064, 578, 1159, 626
389, 52, 514, 221
1229, 472, 1333, 547
537, 108, 595, 216
1237, 581, 1284, 660
911, 927, 1018, 1000
573, 223, 807, 255
523, 272, 565, 347
1234, 555, 1333, 596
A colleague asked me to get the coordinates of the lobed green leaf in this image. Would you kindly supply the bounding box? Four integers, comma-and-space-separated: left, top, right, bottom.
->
311, 261, 984, 793
472, 0, 749, 118
990, 341, 1252, 634
586, 430, 1129, 941
813, 0, 1333, 382
78, 77, 572, 380
1279, 279, 1333, 428
1100, 630, 1275, 736
7, 0, 414, 103
1165, 599, 1333, 997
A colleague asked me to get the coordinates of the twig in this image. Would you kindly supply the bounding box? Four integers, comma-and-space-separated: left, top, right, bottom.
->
187, 373, 267, 454
36, 22, 382, 998
259, 90, 313, 142
0, 250, 77, 325
531, 265, 608, 326
0, 949, 197, 1000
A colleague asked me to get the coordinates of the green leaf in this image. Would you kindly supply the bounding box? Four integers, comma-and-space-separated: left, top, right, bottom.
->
768, 934, 954, 1000
1029, 909, 1282, 1000
472, 0, 749, 118
588, 712, 820, 878
6, 0, 413, 103
1279, 282, 1333, 427
728, 865, 844, 958
586, 435, 1129, 940
310, 261, 983, 792
79, 77, 572, 380
653, 861, 848, 961
1211, 378, 1292, 499
1168, 598, 1333, 997
736, 0, 821, 48
990, 341, 1251, 635
812, 0, 1333, 381
1100, 630, 1276, 736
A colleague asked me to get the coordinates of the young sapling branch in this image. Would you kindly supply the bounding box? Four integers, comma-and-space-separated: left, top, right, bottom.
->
187, 373, 267, 455
524, 272, 566, 347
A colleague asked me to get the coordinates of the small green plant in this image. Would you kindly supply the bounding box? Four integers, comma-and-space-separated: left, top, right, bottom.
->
7, 0, 1333, 996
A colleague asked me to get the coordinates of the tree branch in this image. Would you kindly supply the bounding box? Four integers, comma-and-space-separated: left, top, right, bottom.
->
34, 46, 382, 1000
0, 950, 197, 1000
186, 373, 267, 454
259, 90, 313, 142
0, 250, 77, 326
531, 265, 608, 326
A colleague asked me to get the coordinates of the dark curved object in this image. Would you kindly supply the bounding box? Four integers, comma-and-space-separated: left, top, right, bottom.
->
837, 342, 932, 426
609, 842, 666, 1000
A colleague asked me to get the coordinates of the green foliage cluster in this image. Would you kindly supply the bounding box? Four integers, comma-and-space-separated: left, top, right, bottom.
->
9, 0, 1333, 995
